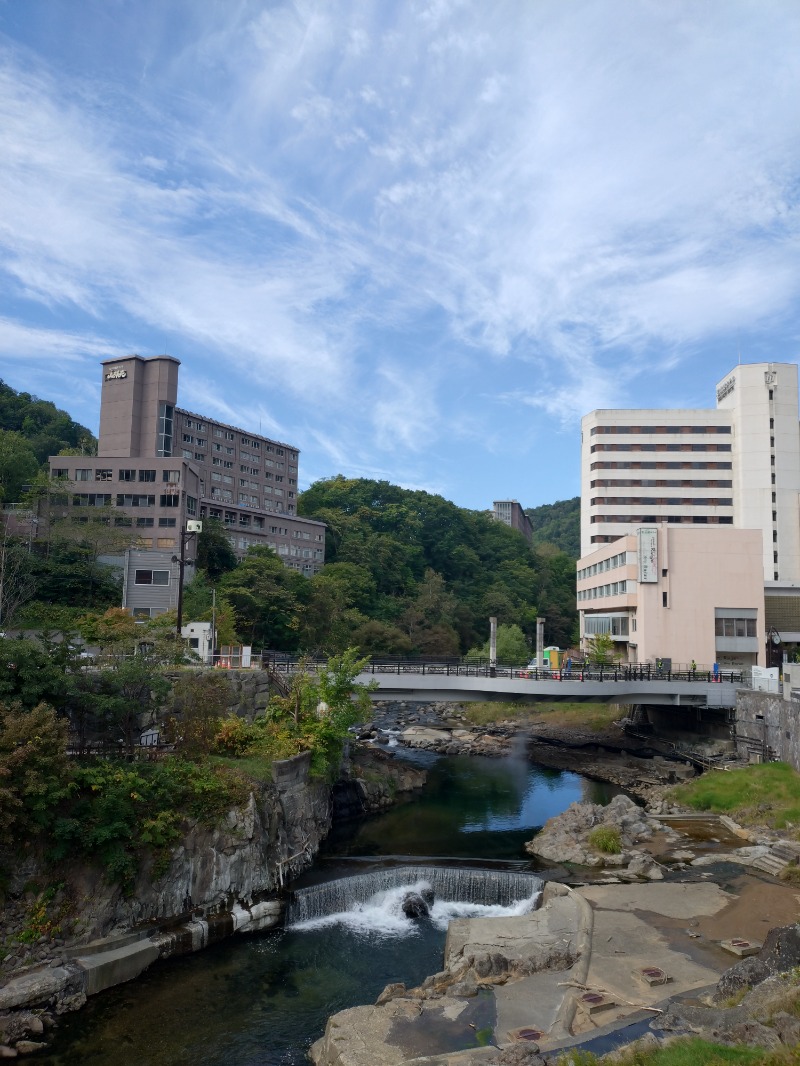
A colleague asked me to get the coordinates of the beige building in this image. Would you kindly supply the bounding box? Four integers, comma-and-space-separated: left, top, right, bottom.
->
581, 362, 800, 586
577, 526, 764, 670
577, 361, 800, 666
48, 354, 326, 618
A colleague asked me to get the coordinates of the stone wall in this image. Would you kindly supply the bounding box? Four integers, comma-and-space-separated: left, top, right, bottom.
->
734, 689, 800, 768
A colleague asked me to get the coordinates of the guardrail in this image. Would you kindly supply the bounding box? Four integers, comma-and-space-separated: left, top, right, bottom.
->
265, 659, 747, 685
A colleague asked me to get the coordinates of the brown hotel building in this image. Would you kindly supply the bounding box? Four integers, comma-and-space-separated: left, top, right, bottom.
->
49, 355, 325, 616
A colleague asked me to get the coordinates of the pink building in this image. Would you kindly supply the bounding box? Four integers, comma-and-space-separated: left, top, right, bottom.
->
577, 525, 764, 671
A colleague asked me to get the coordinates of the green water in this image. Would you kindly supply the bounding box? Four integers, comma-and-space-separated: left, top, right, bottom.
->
36, 750, 621, 1066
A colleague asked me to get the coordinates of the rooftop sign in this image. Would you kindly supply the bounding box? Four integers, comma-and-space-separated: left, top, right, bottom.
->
105, 366, 127, 381
716, 375, 735, 402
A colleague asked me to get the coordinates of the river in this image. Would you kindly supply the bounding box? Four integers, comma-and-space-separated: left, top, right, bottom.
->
37, 748, 621, 1066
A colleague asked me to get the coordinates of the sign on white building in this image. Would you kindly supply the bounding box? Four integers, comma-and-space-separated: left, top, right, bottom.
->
638, 527, 659, 583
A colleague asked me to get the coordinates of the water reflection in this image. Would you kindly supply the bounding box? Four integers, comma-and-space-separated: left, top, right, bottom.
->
324, 750, 623, 860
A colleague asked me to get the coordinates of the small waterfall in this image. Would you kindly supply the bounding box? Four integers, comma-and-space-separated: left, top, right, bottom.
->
286, 866, 542, 926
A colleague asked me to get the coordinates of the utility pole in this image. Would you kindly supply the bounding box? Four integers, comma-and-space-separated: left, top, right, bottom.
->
536, 616, 546, 671
489, 616, 497, 677
210, 588, 216, 666
175, 520, 202, 645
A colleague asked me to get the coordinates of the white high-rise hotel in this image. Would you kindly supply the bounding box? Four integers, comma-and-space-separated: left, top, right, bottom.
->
577, 363, 800, 669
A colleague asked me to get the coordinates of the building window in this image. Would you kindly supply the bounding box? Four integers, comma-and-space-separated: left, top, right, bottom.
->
134, 569, 170, 585
715, 618, 757, 638
119, 469, 136, 481
163, 470, 180, 483
662, 592, 668, 607
186, 495, 197, 516
75, 469, 91, 481
136, 517, 154, 527
117, 494, 155, 507
71, 493, 112, 507
160, 494, 180, 507
157, 402, 174, 457
95, 469, 113, 481
139, 470, 156, 482
158, 517, 177, 527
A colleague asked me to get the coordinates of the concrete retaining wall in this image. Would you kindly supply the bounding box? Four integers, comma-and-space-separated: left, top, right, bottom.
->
735, 690, 800, 767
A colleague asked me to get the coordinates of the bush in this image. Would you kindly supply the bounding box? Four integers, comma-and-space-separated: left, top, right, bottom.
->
0, 701, 70, 847
50, 758, 250, 888
588, 826, 622, 854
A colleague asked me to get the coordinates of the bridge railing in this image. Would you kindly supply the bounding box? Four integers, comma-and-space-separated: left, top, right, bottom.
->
264, 658, 747, 685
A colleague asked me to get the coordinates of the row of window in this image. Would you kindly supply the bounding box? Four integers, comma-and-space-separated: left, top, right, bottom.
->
577, 551, 630, 581
180, 414, 297, 461
591, 497, 733, 507
577, 581, 631, 600
583, 615, 631, 635
591, 514, 734, 524
715, 617, 757, 638
591, 443, 732, 453
591, 479, 733, 489
114, 516, 177, 527
591, 461, 733, 470
54, 468, 181, 483
590, 425, 730, 435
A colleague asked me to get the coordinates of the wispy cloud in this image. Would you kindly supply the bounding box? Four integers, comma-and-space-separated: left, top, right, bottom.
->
0, 0, 799, 507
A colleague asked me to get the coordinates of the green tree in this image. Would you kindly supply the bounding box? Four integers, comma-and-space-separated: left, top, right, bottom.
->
219, 547, 305, 648
585, 632, 620, 665
268, 649, 375, 776
0, 430, 40, 504
89, 657, 171, 754
195, 518, 238, 581
0, 700, 70, 847
164, 671, 234, 756
467, 623, 530, 664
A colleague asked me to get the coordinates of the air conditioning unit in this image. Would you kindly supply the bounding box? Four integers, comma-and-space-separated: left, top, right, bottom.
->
186, 520, 203, 533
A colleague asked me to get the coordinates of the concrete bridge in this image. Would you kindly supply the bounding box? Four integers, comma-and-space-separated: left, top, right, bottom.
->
353, 665, 742, 708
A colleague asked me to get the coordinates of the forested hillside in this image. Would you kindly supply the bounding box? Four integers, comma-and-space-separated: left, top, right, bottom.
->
525, 496, 580, 558
295, 476, 577, 655
0, 380, 578, 656
0, 380, 96, 503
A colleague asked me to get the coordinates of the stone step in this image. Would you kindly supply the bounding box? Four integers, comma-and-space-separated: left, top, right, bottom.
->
751, 854, 789, 876
771, 841, 800, 863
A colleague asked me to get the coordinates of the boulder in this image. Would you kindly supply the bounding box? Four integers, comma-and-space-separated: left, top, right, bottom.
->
401, 892, 429, 919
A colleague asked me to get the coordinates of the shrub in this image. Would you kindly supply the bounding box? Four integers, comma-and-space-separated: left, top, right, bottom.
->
588, 826, 622, 854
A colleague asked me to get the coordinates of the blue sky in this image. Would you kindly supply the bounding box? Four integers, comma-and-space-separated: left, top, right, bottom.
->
1, 1, 799, 510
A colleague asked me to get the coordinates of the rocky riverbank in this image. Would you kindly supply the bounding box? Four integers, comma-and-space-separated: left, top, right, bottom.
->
0, 747, 425, 1058
362, 699, 706, 803
309, 791, 800, 1066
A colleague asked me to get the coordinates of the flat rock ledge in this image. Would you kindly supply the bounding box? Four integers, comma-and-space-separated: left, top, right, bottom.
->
308, 884, 583, 1066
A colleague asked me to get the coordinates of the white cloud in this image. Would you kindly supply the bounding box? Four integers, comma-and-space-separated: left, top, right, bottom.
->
1, 0, 800, 507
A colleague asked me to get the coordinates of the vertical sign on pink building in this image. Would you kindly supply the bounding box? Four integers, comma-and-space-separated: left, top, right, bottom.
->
638, 527, 659, 583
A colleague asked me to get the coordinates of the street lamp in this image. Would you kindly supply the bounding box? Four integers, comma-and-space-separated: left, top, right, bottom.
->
766, 626, 782, 671
174, 520, 202, 643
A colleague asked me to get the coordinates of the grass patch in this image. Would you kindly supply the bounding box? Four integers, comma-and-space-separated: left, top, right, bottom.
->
463, 701, 622, 732
209, 753, 276, 784
588, 826, 622, 854
558, 1036, 796, 1065
669, 762, 800, 829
